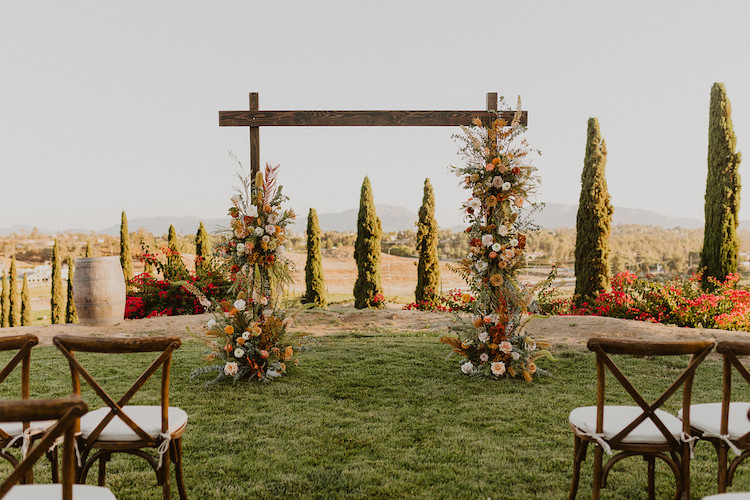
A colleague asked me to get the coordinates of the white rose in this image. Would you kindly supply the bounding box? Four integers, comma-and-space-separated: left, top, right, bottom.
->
460, 362, 474, 374
478, 331, 489, 343
481, 234, 494, 247
498, 225, 509, 236
511, 351, 521, 360
260, 296, 268, 305
509, 238, 519, 247
491, 361, 506, 376
492, 176, 504, 188
262, 235, 270, 244
267, 213, 279, 224
479, 353, 489, 363
499, 341, 513, 354
492, 243, 502, 252
234, 348, 244, 358
236, 243, 245, 254
224, 362, 239, 376
242, 331, 250, 340
246, 205, 258, 217
265, 224, 276, 234
475, 261, 488, 273
254, 227, 264, 236
468, 198, 482, 210
233, 299, 246, 311
502, 182, 512, 191
207, 319, 216, 328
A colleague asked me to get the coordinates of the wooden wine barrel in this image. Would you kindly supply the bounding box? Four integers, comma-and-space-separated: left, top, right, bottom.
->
72, 257, 126, 325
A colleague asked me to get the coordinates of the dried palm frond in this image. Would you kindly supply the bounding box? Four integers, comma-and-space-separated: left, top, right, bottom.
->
511, 95, 523, 128
262, 163, 281, 205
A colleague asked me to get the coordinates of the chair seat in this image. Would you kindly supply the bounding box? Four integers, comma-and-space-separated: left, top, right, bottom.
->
5, 484, 116, 499
702, 493, 750, 499
80, 405, 188, 442
0, 420, 57, 438
569, 405, 683, 444
678, 402, 750, 441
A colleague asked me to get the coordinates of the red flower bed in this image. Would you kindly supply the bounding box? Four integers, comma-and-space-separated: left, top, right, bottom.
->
125, 271, 230, 319
539, 272, 750, 330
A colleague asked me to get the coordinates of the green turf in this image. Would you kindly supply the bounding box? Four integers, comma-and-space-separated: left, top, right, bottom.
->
1, 331, 750, 499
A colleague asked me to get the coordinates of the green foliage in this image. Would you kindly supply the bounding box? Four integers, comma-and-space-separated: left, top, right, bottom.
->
166, 225, 189, 281
9, 256, 19, 327
195, 221, 210, 273
701, 82, 742, 289
50, 240, 64, 324
1, 271, 8, 328
85, 240, 92, 258
415, 178, 440, 306
66, 256, 78, 323
353, 177, 383, 309
574, 117, 613, 304
303, 208, 326, 307
20, 273, 31, 326
120, 210, 133, 282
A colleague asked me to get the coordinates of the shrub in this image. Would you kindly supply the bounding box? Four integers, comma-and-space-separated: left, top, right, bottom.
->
540, 271, 750, 330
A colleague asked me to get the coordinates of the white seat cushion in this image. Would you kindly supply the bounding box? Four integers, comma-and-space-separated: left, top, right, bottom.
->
80, 405, 187, 442
5, 484, 116, 499
569, 405, 683, 444
679, 402, 750, 440
0, 420, 56, 438
702, 493, 750, 499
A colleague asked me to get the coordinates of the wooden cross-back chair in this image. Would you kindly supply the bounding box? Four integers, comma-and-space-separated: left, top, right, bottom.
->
0, 334, 58, 483
568, 338, 715, 500
682, 340, 750, 494
53, 334, 188, 500
0, 397, 115, 499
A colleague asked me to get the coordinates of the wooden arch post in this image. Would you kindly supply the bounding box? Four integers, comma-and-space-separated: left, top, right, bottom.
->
219, 93, 528, 177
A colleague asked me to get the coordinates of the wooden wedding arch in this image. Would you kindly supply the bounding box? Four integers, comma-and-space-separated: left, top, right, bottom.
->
219, 92, 528, 176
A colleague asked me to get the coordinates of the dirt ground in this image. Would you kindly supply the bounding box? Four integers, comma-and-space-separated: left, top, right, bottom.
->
2, 304, 748, 352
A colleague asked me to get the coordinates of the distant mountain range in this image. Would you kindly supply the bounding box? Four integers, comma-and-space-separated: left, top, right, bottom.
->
0, 203, 731, 236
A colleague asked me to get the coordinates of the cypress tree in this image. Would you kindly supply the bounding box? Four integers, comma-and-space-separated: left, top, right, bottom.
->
66, 256, 78, 323
85, 241, 92, 257
701, 82, 742, 288
50, 239, 64, 324
21, 273, 31, 326
574, 117, 613, 304
195, 221, 210, 273
353, 177, 384, 309
9, 257, 19, 327
166, 225, 187, 280
1, 271, 9, 328
120, 210, 133, 283
303, 208, 326, 307
415, 178, 440, 306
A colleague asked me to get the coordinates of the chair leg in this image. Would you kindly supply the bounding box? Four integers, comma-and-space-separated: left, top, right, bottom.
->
172, 438, 188, 500
592, 445, 603, 500
681, 444, 691, 500
569, 435, 587, 500
47, 447, 59, 483
717, 441, 728, 493
161, 444, 171, 500
645, 455, 656, 500
97, 452, 109, 486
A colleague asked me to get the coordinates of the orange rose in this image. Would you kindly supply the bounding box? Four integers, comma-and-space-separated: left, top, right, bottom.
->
225, 325, 234, 335
490, 274, 504, 287
485, 196, 497, 208
236, 337, 245, 346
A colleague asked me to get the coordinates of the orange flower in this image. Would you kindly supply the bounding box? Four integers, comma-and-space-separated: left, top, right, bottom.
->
492, 158, 501, 165
461, 293, 472, 303
284, 346, 294, 359
472, 117, 483, 127
236, 337, 245, 346
225, 325, 234, 335
485, 196, 497, 208
472, 316, 484, 328
490, 273, 504, 286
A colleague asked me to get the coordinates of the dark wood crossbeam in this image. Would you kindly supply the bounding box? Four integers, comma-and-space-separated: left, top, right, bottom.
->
219, 92, 527, 176
219, 109, 526, 127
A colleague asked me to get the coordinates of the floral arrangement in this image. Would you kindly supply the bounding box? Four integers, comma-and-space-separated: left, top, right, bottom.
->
188, 161, 304, 383
440, 97, 552, 381
541, 271, 750, 330
403, 288, 475, 313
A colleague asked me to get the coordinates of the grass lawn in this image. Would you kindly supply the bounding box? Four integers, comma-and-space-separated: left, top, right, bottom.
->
2, 328, 750, 499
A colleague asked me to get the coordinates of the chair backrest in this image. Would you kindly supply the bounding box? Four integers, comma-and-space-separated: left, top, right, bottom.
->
52, 335, 181, 449
0, 335, 38, 442
587, 338, 715, 448
716, 340, 750, 447
0, 397, 88, 499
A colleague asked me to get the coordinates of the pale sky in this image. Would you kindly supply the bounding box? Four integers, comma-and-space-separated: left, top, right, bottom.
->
1, 1, 748, 232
